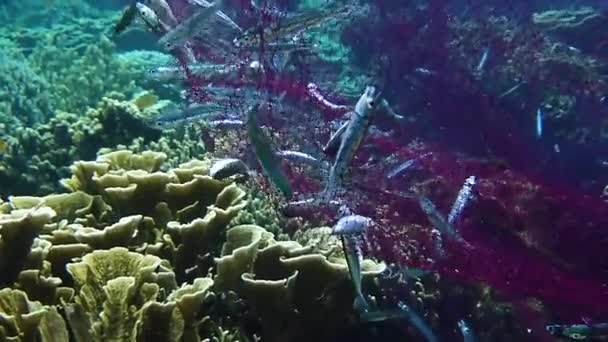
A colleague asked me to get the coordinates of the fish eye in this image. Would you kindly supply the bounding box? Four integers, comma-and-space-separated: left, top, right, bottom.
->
368, 100, 375, 107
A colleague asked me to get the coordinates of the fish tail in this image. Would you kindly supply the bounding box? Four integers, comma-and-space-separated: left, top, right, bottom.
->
354, 294, 370, 314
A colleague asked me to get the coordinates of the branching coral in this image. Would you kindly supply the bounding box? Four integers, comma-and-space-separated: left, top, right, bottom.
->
229, 187, 283, 235
0, 95, 161, 196
0, 50, 54, 128
29, 36, 141, 114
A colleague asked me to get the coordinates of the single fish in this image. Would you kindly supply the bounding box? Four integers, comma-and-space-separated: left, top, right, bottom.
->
136, 2, 167, 33
341, 235, 369, 313
415, 190, 462, 242
458, 319, 477, 342
323, 86, 380, 200
210, 158, 248, 179
276, 150, 323, 168
476, 47, 490, 75
378, 99, 404, 120
398, 302, 440, 342
149, 0, 178, 27
233, 4, 354, 48
547, 323, 608, 340
247, 104, 293, 199
414, 67, 437, 77
323, 120, 349, 154
307, 82, 349, 113
331, 214, 371, 313
536, 107, 543, 138
207, 119, 245, 129
113, 1, 138, 37
360, 309, 408, 322
146, 65, 187, 82
146, 63, 235, 82
186, 0, 242, 32
554, 144, 560, 153
497, 82, 525, 99
280, 198, 340, 217
386, 159, 416, 179
158, 0, 222, 51
149, 103, 225, 129
358, 300, 438, 342
447, 175, 476, 225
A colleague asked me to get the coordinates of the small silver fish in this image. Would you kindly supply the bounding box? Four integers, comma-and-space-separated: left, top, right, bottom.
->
497, 82, 525, 99
323, 86, 380, 200
150, 103, 225, 129
135, 2, 166, 33
398, 302, 440, 342
149, 0, 178, 27
146, 65, 186, 82
360, 309, 407, 322
447, 175, 476, 225
210, 158, 248, 179
414, 67, 436, 77
476, 47, 490, 74
233, 4, 355, 48
146, 63, 236, 82
341, 235, 369, 313
158, 0, 222, 51
276, 150, 322, 167
186, 0, 242, 32
536, 108, 543, 138
415, 191, 462, 242
378, 99, 404, 120
207, 119, 245, 129
386, 159, 416, 179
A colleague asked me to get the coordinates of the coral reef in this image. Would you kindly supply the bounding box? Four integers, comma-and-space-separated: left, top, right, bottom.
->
0, 151, 386, 341
215, 224, 385, 342
28, 35, 141, 114
0, 13, 145, 128
0, 94, 161, 196
0, 50, 54, 128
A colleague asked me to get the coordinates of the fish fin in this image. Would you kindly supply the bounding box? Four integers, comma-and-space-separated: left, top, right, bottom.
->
323, 120, 349, 155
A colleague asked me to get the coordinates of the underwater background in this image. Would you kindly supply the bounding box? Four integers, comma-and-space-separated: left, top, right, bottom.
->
1, 0, 608, 341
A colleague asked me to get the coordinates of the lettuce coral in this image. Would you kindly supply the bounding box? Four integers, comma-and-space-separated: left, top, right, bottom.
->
0, 151, 388, 341
215, 224, 385, 342
0, 288, 69, 342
